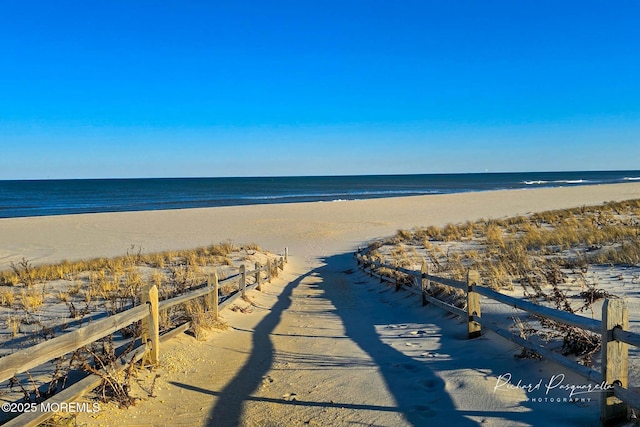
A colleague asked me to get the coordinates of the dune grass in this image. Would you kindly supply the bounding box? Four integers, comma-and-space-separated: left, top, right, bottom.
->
372, 199, 640, 291
0, 240, 277, 346
365, 199, 640, 365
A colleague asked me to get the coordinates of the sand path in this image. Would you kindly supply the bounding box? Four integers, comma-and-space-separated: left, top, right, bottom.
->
5, 183, 640, 426
79, 255, 602, 426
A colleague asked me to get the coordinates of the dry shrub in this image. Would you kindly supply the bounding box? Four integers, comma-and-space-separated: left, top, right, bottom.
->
80, 340, 139, 408
0, 271, 19, 286
21, 287, 45, 311
394, 229, 413, 243
0, 288, 16, 307
243, 243, 262, 252
210, 240, 236, 257
185, 300, 207, 340
10, 258, 37, 287
185, 299, 218, 340
220, 283, 236, 296
442, 223, 463, 241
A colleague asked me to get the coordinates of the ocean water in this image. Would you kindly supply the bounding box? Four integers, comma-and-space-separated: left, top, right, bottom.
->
1, 171, 639, 219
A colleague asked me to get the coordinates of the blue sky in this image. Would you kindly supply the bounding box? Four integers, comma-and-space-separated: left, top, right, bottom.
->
1, 1, 639, 179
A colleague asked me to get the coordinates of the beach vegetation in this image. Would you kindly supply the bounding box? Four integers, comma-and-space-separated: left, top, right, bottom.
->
20, 287, 45, 312
0, 240, 281, 414
55, 291, 70, 303
185, 299, 215, 341
243, 243, 262, 252
220, 282, 236, 296
0, 288, 16, 307
365, 198, 640, 366
9, 258, 37, 287
0, 242, 277, 340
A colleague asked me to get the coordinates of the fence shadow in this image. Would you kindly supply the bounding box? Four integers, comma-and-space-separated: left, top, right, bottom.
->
200, 269, 310, 426
344, 252, 602, 426
316, 253, 481, 426
173, 252, 599, 426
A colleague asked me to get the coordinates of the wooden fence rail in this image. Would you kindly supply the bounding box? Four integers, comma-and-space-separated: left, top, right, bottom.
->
355, 248, 637, 426
1, 249, 289, 427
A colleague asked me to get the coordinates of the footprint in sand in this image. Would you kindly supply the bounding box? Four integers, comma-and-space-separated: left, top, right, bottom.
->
386, 324, 409, 329
282, 392, 298, 402
261, 376, 274, 387
420, 352, 438, 358
413, 404, 436, 418
402, 363, 420, 372
419, 378, 437, 389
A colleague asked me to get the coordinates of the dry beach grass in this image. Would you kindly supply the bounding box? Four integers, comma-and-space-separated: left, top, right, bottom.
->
365, 199, 640, 368
0, 242, 282, 425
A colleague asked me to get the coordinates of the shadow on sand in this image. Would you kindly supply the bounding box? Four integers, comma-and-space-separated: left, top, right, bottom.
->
171, 252, 593, 426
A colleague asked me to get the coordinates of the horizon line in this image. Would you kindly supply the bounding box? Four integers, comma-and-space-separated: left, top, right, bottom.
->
3, 168, 640, 182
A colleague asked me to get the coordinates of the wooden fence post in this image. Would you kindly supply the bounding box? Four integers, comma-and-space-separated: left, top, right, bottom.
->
467, 270, 481, 339
209, 272, 219, 320
601, 299, 629, 425
421, 260, 429, 306
140, 283, 159, 366
239, 264, 246, 298
267, 259, 272, 283
255, 262, 262, 291
284, 247, 289, 263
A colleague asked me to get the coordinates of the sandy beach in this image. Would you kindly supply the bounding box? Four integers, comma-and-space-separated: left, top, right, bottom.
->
3, 183, 640, 269
3, 182, 640, 426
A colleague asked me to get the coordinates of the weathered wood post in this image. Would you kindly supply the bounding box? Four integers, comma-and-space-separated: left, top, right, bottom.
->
207, 274, 214, 311
601, 299, 629, 425
140, 283, 159, 366
209, 271, 219, 319
284, 247, 289, 263
255, 262, 262, 291
467, 270, 481, 339
267, 259, 272, 283
239, 264, 246, 298
421, 260, 429, 306
279, 256, 284, 271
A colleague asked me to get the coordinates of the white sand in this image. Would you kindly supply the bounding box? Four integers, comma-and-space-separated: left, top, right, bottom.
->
4, 182, 640, 426
2, 182, 640, 269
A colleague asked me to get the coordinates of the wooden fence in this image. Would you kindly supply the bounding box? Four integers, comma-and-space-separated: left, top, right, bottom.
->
355, 248, 640, 426
0, 249, 289, 427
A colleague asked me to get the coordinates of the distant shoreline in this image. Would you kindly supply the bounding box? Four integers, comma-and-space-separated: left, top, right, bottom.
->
2, 170, 639, 219
2, 182, 640, 272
